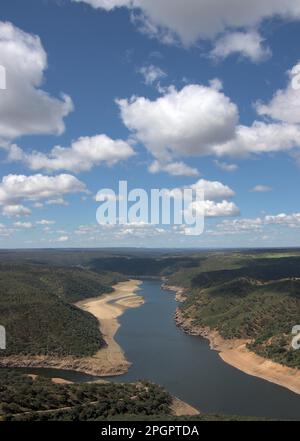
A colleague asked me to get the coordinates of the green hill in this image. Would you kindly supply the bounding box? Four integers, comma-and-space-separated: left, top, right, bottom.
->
0, 370, 265, 421
169, 253, 300, 369
0, 370, 172, 421
0, 264, 124, 357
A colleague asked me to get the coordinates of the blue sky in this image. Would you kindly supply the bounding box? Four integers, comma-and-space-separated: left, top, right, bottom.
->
1, 0, 300, 248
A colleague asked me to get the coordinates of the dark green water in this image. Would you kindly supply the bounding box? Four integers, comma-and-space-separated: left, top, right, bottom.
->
16, 280, 300, 420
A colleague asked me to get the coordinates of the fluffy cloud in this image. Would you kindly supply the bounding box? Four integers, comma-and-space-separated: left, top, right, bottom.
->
75, 222, 168, 242
73, 1, 300, 46
74, 0, 130, 10
36, 219, 56, 225
46, 198, 69, 206
55, 236, 69, 242
189, 200, 240, 218
0, 174, 86, 215
149, 160, 199, 177
214, 160, 238, 172
190, 179, 235, 200
211, 31, 271, 62
10, 135, 135, 173
214, 121, 300, 156
215, 212, 300, 234
251, 185, 272, 193
14, 221, 33, 229
116, 222, 167, 238
215, 218, 263, 234
117, 63, 300, 170
256, 63, 300, 124
2, 204, 31, 217
265, 213, 300, 227
0, 223, 12, 237
0, 21, 73, 141
118, 84, 238, 162
139, 64, 167, 85
174, 178, 239, 218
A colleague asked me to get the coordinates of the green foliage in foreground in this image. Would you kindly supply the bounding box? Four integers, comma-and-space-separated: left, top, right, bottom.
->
0, 264, 124, 357
0, 371, 172, 421
0, 370, 270, 421
169, 253, 300, 369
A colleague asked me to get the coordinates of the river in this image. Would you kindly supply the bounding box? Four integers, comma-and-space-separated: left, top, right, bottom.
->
15, 279, 300, 420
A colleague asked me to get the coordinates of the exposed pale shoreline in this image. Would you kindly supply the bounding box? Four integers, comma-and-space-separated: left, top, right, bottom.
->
167, 284, 300, 396
76, 279, 144, 376
0, 280, 144, 377
2, 278, 299, 406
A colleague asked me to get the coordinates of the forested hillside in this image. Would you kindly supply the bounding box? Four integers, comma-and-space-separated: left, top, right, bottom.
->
0, 370, 263, 421
169, 252, 300, 368
0, 264, 124, 357
1, 249, 299, 366
0, 371, 172, 421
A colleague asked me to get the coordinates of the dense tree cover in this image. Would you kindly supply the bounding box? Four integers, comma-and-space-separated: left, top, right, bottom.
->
0, 250, 297, 421
0, 371, 172, 421
0, 370, 266, 421
38, 266, 123, 303
0, 264, 124, 357
0, 249, 203, 270
0, 248, 203, 277
1, 249, 299, 365
169, 252, 300, 369
90, 256, 201, 276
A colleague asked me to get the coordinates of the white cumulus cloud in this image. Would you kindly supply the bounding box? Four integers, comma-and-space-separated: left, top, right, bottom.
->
214, 121, 300, 156
174, 178, 239, 219
0, 174, 87, 215
0, 21, 73, 141
36, 219, 56, 226
118, 84, 238, 162
9, 134, 135, 173
149, 160, 199, 177
14, 221, 34, 229
2, 204, 31, 217
251, 185, 273, 193
187, 200, 240, 218
139, 64, 167, 85
214, 160, 238, 172
55, 235, 69, 242
73, 0, 130, 10
73, 0, 300, 46
116, 63, 300, 169
256, 62, 300, 124
190, 179, 235, 200
211, 31, 271, 63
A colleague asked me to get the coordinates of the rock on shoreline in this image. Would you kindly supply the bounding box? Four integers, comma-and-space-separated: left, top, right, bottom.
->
174, 308, 211, 338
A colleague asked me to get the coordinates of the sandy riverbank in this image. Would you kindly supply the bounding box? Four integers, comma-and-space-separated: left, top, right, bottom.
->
171, 285, 300, 396
0, 280, 144, 377
210, 331, 300, 396
170, 397, 200, 417
76, 279, 144, 376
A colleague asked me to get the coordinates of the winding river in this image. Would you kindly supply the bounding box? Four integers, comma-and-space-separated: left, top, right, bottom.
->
16, 279, 300, 420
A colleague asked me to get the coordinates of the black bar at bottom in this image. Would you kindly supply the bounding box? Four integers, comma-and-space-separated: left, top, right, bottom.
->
0, 421, 298, 439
